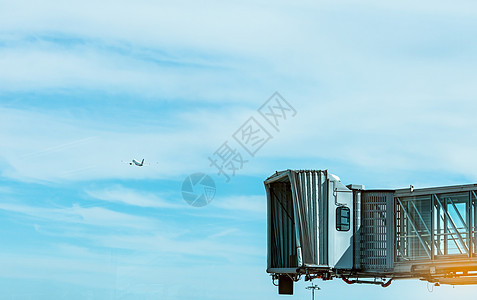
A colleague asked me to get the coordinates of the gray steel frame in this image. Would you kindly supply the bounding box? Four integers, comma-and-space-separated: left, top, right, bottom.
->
395, 186, 477, 262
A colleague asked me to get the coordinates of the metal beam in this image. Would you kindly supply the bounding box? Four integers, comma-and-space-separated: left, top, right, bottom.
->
472, 191, 477, 255
396, 184, 477, 197
468, 191, 473, 258
430, 195, 435, 259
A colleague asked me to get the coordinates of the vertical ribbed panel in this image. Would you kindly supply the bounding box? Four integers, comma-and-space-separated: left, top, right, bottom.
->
291, 171, 326, 266
268, 181, 297, 268
360, 191, 394, 272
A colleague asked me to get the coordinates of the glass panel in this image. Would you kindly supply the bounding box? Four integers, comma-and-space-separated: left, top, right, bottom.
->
336, 206, 350, 231
396, 195, 431, 261
435, 192, 469, 256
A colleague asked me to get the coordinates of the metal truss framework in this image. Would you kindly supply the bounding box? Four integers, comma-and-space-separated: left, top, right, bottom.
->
396, 189, 477, 262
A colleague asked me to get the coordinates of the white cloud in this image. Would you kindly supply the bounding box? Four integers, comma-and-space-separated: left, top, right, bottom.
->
1, 0, 477, 103
94, 232, 262, 259
86, 185, 181, 208
0, 106, 254, 182
0, 248, 271, 300
0, 37, 264, 101
211, 195, 266, 214
0, 202, 158, 229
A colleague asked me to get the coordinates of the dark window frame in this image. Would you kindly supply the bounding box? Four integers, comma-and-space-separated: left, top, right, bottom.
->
336, 206, 350, 231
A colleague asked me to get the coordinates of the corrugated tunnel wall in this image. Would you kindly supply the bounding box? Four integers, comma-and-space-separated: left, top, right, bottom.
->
290, 171, 327, 266
269, 181, 297, 268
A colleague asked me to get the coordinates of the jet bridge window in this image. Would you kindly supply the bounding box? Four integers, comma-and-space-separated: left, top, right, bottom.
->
336, 206, 350, 231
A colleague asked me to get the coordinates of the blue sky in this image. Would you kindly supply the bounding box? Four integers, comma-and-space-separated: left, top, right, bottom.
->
1, 0, 477, 299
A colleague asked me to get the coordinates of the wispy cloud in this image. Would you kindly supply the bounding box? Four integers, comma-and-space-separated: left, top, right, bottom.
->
0, 32, 267, 102
102, 233, 262, 258
211, 195, 266, 214
85, 185, 181, 208
0, 106, 253, 182
0, 202, 158, 230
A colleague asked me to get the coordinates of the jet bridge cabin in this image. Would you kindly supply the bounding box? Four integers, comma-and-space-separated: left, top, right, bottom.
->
265, 170, 477, 295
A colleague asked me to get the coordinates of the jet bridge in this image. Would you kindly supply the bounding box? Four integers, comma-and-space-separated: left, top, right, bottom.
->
264, 170, 477, 295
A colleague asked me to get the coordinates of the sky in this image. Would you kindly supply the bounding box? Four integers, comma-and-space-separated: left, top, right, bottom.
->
1, 0, 477, 299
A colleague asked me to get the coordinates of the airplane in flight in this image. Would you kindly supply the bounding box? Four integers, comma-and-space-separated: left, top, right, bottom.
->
122, 158, 158, 167
130, 159, 144, 166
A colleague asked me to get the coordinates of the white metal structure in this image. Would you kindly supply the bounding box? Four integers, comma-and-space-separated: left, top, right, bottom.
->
265, 170, 477, 295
